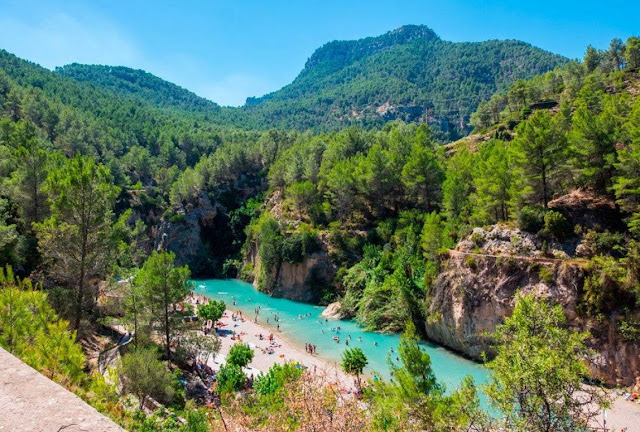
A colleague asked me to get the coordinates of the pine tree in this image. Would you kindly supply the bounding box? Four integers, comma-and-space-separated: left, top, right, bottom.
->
34, 156, 119, 331
512, 111, 567, 207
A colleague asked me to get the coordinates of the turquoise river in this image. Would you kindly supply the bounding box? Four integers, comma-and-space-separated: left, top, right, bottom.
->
195, 279, 490, 398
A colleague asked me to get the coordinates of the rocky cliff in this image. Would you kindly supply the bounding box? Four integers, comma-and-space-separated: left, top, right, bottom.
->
246, 243, 337, 303
155, 192, 229, 276
425, 225, 640, 386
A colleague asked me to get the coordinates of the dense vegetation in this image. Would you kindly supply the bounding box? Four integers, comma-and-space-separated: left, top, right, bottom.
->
51, 26, 568, 140
245, 25, 568, 139
1, 27, 639, 432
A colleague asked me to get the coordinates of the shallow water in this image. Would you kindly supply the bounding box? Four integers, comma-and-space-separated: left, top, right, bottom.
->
195, 278, 489, 397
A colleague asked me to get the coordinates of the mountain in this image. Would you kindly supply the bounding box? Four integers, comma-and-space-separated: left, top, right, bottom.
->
51, 25, 569, 140
243, 25, 570, 139
56, 64, 221, 112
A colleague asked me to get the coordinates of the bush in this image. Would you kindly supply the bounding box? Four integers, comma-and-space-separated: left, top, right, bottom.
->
544, 211, 572, 241
281, 230, 321, 264
464, 255, 477, 269
518, 206, 547, 233
227, 343, 254, 368
538, 266, 554, 283
253, 362, 303, 396
217, 364, 246, 395
119, 348, 175, 409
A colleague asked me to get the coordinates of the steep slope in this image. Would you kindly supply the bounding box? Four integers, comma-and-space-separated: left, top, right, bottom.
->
50, 25, 568, 139
244, 25, 569, 139
56, 64, 222, 112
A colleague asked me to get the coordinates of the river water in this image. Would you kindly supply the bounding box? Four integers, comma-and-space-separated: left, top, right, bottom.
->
194, 278, 489, 396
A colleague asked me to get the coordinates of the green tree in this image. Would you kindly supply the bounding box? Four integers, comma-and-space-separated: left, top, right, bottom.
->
119, 348, 175, 409
401, 140, 443, 211
137, 251, 192, 361
626, 36, 640, 70
227, 342, 254, 368
34, 156, 120, 331
608, 38, 626, 71
123, 279, 147, 349
486, 295, 608, 431
583, 46, 602, 73
472, 140, 515, 222
217, 363, 246, 395
5, 120, 51, 227
197, 299, 226, 323
512, 111, 567, 207
614, 101, 640, 235
341, 347, 368, 390
570, 95, 625, 193
0, 267, 85, 386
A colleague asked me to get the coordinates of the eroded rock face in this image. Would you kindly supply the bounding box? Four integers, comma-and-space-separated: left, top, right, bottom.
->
271, 252, 337, 303
321, 302, 345, 319
155, 192, 221, 276
425, 225, 640, 386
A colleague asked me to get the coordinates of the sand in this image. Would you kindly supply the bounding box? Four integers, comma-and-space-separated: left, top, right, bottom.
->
190, 297, 640, 429
207, 307, 357, 391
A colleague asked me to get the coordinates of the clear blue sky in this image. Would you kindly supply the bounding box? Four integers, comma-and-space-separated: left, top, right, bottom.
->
2, 1, 638, 106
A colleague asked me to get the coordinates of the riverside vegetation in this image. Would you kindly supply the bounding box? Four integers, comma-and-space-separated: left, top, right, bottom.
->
1, 27, 640, 431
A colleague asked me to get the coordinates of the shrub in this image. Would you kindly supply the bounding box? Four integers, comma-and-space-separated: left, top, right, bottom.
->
119, 348, 175, 409
518, 206, 547, 233
281, 230, 321, 264
544, 211, 572, 241
253, 362, 303, 396
217, 364, 246, 395
227, 343, 254, 368
583, 256, 630, 315
538, 266, 554, 283
465, 255, 477, 269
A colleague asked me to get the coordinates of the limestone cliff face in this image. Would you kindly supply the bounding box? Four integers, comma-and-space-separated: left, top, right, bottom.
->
247, 249, 337, 303
271, 253, 337, 302
425, 225, 640, 386
155, 192, 222, 276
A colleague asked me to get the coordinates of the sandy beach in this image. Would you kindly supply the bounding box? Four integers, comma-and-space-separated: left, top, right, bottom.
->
203, 304, 357, 391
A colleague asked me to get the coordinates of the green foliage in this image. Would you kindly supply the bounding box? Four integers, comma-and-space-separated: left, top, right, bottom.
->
511, 110, 567, 207
226, 343, 254, 368
0, 266, 85, 385
34, 155, 120, 331
517, 205, 547, 233
582, 256, 631, 315
216, 363, 246, 395
253, 362, 303, 396
197, 300, 225, 322
543, 210, 572, 241
136, 251, 192, 360
486, 295, 608, 431
119, 348, 175, 409
341, 347, 368, 387
253, 213, 283, 290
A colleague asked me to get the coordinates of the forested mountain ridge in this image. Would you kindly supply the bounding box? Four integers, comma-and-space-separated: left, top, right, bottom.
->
45, 25, 568, 139
243, 25, 569, 138
56, 64, 223, 113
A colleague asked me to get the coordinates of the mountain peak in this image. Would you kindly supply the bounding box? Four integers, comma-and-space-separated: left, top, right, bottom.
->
303, 24, 439, 72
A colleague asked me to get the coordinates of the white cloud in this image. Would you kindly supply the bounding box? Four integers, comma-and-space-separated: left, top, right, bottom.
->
0, 12, 141, 69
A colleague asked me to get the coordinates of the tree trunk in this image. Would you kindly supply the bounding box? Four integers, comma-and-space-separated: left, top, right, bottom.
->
164, 268, 171, 361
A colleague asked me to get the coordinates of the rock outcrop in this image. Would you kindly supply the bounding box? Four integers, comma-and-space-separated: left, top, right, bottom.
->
270, 252, 337, 302
425, 225, 640, 386
321, 302, 345, 319
155, 192, 223, 276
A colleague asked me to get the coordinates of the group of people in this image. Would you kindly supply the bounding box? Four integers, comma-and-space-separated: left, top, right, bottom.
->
305, 343, 318, 354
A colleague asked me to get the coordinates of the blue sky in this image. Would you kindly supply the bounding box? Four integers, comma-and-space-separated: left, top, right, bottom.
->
1, 1, 638, 106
